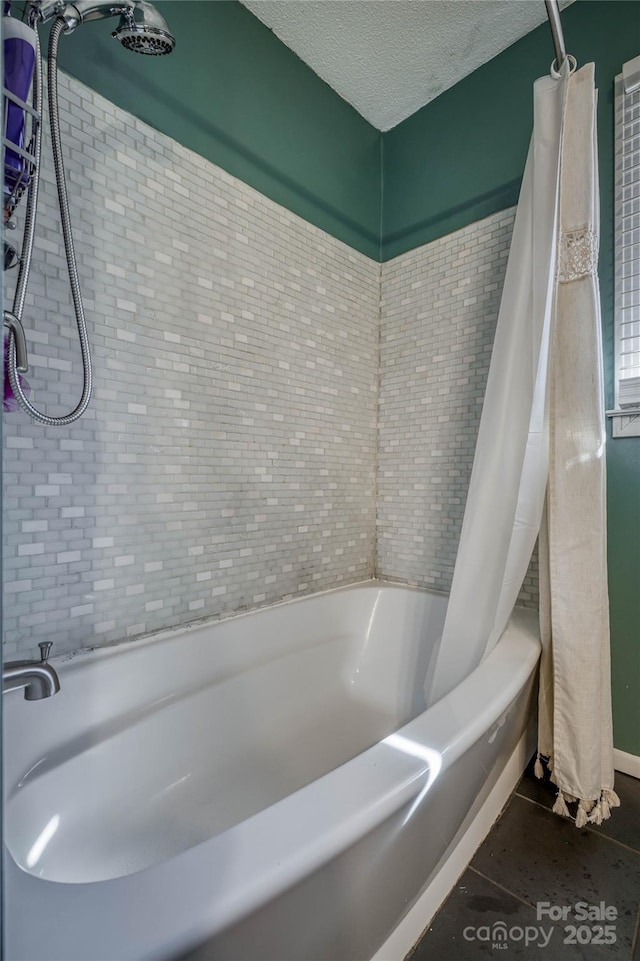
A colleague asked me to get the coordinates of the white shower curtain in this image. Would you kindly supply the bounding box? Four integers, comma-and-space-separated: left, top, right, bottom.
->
428, 61, 617, 821
428, 65, 569, 704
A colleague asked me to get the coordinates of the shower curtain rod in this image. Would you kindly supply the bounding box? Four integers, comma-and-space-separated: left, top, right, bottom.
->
544, 0, 567, 69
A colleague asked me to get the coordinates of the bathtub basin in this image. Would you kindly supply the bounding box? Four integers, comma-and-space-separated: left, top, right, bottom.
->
4, 581, 540, 960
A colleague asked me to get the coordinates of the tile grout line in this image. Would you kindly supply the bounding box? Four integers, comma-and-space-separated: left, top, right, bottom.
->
467, 865, 538, 912
515, 790, 640, 857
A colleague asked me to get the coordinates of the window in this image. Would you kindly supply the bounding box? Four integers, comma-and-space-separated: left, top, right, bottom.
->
612, 55, 640, 438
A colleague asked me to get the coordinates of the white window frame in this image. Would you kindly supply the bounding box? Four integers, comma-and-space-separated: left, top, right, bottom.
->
611, 55, 640, 438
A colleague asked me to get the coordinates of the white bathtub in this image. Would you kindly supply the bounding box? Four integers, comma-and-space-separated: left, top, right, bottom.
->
4, 581, 540, 961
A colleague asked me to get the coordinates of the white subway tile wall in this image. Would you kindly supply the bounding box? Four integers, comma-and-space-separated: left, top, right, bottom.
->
3, 74, 539, 662
377, 209, 539, 607
3, 72, 379, 659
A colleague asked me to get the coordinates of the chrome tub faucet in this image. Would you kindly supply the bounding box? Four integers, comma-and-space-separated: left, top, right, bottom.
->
3, 642, 60, 700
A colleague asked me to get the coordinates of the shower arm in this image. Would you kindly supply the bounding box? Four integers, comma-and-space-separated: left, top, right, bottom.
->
33, 0, 159, 32
544, 0, 567, 71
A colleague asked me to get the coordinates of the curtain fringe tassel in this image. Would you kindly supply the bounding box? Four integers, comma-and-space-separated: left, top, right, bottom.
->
550, 787, 621, 826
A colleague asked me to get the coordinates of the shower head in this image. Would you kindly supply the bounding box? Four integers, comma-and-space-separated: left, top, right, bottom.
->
34, 1, 175, 55
112, 2, 175, 56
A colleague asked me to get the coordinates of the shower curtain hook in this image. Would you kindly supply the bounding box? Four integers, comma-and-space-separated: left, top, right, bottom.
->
550, 53, 577, 80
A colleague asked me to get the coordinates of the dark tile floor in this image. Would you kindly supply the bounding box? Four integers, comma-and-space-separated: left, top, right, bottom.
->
408, 760, 640, 961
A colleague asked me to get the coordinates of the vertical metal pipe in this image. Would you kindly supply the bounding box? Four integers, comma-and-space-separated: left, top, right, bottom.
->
544, 0, 567, 69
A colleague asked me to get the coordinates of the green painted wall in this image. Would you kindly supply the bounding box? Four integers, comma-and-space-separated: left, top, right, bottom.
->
381, 1, 640, 261
51, 0, 381, 259
383, 0, 640, 756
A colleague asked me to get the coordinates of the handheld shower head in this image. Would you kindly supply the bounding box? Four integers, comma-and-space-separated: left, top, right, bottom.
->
112, 2, 175, 56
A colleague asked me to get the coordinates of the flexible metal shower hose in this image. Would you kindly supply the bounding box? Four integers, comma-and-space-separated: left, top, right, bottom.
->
7, 17, 93, 425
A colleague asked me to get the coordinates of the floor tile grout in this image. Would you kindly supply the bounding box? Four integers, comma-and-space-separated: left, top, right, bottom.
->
514, 790, 640, 858
467, 864, 538, 912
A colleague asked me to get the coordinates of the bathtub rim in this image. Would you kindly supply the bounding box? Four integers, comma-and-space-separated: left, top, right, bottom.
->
38, 578, 447, 683
48, 577, 448, 669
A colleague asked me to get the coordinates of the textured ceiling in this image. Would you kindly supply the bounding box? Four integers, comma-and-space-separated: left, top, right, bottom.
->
241, 0, 573, 131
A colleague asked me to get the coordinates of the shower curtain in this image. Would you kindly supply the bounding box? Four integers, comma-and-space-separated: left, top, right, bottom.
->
428, 61, 617, 822
537, 63, 618, 824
